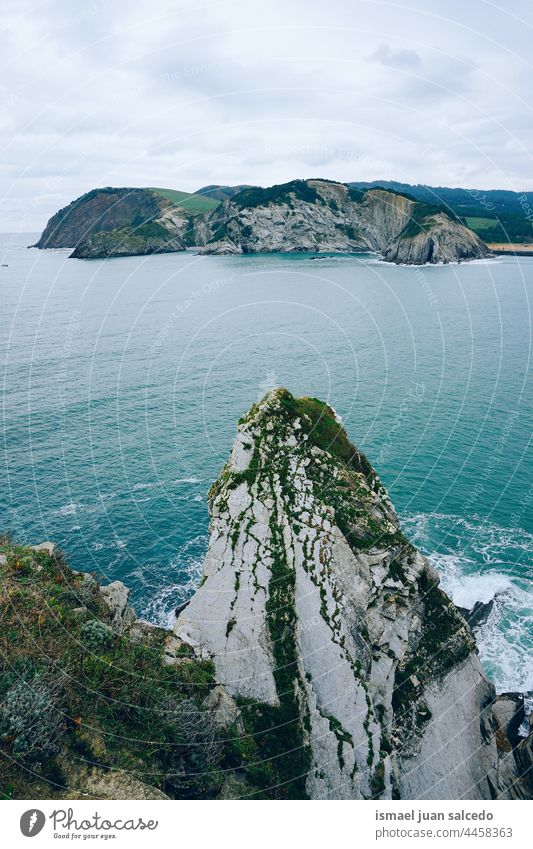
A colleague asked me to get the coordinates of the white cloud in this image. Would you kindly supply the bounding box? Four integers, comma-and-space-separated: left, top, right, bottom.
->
367, 44, 421, 69
0, 0, 532, 231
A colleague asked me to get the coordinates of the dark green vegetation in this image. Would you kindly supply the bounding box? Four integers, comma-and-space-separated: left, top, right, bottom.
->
0, 537, 271, 800
275, 392, 406, 552
70, 221, 184, 259
463, 217, 532, 243
231, 180, 321, 209
35, 188, 165, 250
350, 180, 533, 243
414, 570, 476, 675
195, 184, 255, 201
397, 202, 457, 239
347, 186, 365, 203
280, 393, 374, 475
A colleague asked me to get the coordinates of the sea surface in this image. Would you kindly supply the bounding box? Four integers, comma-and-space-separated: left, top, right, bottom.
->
1, 233, 531, 694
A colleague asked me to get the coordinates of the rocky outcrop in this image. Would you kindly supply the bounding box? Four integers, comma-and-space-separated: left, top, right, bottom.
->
98, 579, 137, 628
175, 388, 529, 799
1, 391, 530, 801
383, 212, 491, 264
35, 187, 193, 258
36, 188, 164, 248
457, 598, 495, 629
195, 181, 490, 263
69, 222, 187, 259
195, 180, 370, 255
35, 180, 490, 264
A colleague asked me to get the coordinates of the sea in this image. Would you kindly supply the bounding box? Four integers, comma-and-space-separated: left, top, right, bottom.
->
1, 233, 531, 695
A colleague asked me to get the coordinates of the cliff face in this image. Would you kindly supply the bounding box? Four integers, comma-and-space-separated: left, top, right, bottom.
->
69, 222, 186, 259
1, 397, 531, 801
35, 187, 191, 258
35, 180, 491, 264
383, 212, 492, 265
195, 181, 490, 263
176, 389, 528, 799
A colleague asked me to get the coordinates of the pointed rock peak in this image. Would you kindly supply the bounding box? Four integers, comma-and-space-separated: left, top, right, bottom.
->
175, 391, 515, 800
211, 387, 395, 553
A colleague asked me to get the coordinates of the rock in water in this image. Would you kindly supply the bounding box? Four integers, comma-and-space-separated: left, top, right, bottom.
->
382, 212, 490, 265
457, 598, 495, 629
34, 187, 191, 258
176, 388, 522, 799
196, 182, 490, 264
35, 180, 490, 264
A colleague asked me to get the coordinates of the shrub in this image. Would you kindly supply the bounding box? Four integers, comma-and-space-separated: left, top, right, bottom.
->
80, 620, 114, 652
158, 697, 224, 798
0, 673, 64, 761
60, 581, 99, 611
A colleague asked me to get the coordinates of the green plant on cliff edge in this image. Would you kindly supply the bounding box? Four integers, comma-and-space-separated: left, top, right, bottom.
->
0, 671, 65, 761
0, 540, 252, 800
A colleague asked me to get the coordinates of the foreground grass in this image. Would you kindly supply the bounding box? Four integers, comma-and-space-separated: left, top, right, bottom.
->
0, 537, 262, 800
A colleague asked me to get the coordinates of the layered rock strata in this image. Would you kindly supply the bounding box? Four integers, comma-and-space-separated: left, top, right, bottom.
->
175, 389, 529, 799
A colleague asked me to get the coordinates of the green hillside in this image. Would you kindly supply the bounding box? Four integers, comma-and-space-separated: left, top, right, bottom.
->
149, 187, 220, 214
349, 181, 533, 244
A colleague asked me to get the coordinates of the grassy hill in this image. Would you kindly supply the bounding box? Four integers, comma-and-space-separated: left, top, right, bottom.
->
149, 187, 220, 214
195, 184, 255, 201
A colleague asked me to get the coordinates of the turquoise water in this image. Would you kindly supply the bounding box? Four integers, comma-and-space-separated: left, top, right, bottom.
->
1, 233, 531, 693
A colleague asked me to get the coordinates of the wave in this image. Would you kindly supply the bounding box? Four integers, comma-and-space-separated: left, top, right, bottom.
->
134, 533, 208, 628
402, 512, 533, 694
58, 502, 79, 516
173, 477, 202, 485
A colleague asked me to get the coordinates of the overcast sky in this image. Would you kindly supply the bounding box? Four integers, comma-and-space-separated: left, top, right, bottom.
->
1, 0, 532, 230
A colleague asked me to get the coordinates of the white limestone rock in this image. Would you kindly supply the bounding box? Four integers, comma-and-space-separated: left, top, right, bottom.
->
32, 542, 55, 556
174, 388, 523, 800
100, 580, 136, 628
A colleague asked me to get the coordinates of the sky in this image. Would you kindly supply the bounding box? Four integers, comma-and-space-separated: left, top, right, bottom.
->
1, 0, 532, 231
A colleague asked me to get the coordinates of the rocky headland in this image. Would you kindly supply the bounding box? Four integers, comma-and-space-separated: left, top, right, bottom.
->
34, 180, 490, 264
34, 186, 215, 259
1, 391, 530, 800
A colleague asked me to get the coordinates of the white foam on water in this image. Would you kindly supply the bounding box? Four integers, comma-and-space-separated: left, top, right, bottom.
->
142, 583, 183, 629
477, 584, 533, 692
403, 512, 533, 694
134, 533, 208, 628
173, 477, 202, 485
58, 502, 79, 516
429, 552, 513, 608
